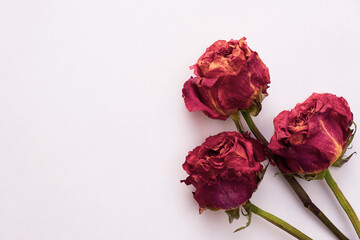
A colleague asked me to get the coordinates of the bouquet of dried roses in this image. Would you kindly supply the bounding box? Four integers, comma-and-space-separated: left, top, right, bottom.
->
181, 38, 358, 240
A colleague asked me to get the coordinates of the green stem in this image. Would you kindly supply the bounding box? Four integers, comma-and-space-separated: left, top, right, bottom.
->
230, 112, 245, 134
239, 110, 349, 240
241, 111, 268, 144
324, 169, 360, 238
243, 201, 312, 240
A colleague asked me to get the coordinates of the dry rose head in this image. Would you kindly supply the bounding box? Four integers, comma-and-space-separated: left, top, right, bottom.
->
268, 93, 354, 179
182, 37, 270, 120
182, 131, 267, 212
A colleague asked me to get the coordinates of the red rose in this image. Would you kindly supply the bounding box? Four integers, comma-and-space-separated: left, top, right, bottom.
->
182, 132, 267, 212
182, 37, 270, 120
268, 93, 353, 176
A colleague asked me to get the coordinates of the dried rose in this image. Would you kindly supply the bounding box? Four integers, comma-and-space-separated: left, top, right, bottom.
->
268, 93, 353, 178
182, 131, 267, 212
182, 37, 270, 120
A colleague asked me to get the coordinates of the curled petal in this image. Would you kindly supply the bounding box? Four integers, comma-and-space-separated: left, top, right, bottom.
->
182, 77, 227, 120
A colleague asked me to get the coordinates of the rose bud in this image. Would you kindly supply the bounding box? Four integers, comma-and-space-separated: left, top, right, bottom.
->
182, 37, 270, 120
181, 131, 267, 213
268, 93, 354, 179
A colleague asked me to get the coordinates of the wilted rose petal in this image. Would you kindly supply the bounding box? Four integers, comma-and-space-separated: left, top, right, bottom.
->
182, 132, 267, 211
268, 93, 353, 176
182, 37, 270, 120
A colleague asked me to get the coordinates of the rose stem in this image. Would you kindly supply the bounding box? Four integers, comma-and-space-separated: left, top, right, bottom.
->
243, 201, 312, 240
230, 111, 245, 134
239, 110, 349, 240
324, 169, 360, 238
283, 175, 349, 239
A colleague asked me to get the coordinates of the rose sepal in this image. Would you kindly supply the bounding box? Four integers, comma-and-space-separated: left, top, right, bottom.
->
234, 204, 252, 232
246, 89, 268, 116
225, 207, 240, 224
279, 170, 327, 181
298, 170, 327, 181
333, 122, 357, 168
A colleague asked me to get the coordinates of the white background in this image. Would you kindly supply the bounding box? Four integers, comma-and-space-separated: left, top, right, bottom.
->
1, 0, 360, 239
